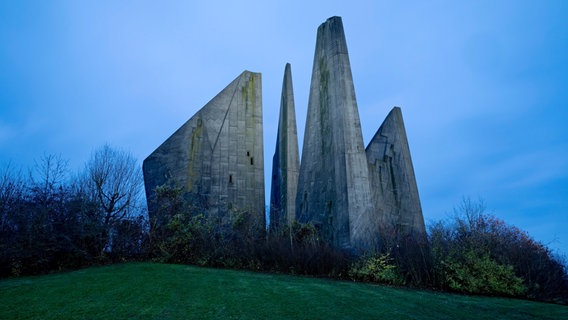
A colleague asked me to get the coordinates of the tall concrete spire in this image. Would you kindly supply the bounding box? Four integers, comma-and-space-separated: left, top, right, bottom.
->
296, 17, 375, 250
270, 63, 300, 231
366, 107, 426, 236
143, 71, 265, 231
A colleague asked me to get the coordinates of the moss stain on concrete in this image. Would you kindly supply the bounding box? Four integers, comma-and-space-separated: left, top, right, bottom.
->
187, 119, 203, 191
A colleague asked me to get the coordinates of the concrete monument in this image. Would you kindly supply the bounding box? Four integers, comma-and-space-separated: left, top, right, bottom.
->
269, 63, 300, 231
143, 71, 265, 230
143, 16, 426, 254
295, 16, 376, 250
366, 107, 426, 236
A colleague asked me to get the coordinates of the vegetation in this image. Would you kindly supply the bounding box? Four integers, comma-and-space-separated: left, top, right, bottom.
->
151, 189, 567, 303
348, 252, 405, 285
438, 249, 525, 296
1, 147, 567, 305
429, 199, 568, 303
1, 263, 567, 320
0, 146, 147, 277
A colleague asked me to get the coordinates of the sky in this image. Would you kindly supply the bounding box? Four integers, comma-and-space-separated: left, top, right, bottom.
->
1, 1, 567, 256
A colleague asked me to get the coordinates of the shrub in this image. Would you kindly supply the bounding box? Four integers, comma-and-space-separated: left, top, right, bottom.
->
349, 253, 404, 285
441, 249, 525, 296
153, 213, 209, 264
376, 225, 432, 287
149, 185, 267, 269
257, 222, 351, 277
429, 198, 568, 303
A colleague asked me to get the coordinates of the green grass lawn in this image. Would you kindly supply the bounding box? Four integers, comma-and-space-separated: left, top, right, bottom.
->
0, 263, 566, 319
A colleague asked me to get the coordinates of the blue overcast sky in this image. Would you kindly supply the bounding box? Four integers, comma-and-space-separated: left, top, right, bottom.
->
1, 1, 567, 255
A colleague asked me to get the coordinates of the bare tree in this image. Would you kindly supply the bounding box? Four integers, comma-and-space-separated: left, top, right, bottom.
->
29, 153, 69, 204
0, 162, 25, 238
25, 154, 70, 249
84, 144, 143, 252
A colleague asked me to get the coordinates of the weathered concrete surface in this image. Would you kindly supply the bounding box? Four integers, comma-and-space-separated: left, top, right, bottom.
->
296, 17, 375, 250
269, 63, 300, 231
143, 71, 265, 230
366, 107, 426, 236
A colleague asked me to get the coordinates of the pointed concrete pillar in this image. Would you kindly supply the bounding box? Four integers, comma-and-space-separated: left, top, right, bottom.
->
270, 63, 300, 231
143, 71, 265, 232
366, 107, 426, 236
296, 17, 375, 250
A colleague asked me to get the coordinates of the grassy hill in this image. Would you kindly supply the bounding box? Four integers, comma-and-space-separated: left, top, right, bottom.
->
0, 263, 566, 319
